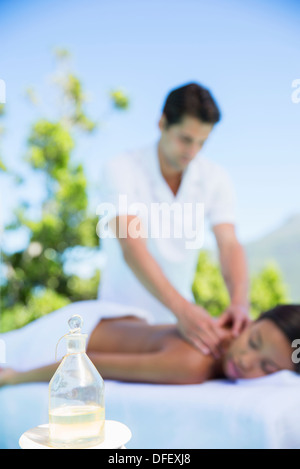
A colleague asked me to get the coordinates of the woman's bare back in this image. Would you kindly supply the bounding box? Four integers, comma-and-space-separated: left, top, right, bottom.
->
87, 315, 225, 383
0, 315, 227, 387
87, 316, 181, 355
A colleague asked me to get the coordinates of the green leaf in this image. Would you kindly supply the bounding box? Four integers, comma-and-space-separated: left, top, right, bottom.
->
0, 158, 6, 171
110, 89, 130, 110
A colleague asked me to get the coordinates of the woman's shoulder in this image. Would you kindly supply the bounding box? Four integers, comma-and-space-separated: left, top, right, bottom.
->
164, 335, 221, 384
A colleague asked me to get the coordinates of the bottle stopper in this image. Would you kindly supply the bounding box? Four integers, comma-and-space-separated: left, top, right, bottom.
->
68, 315, 83, 334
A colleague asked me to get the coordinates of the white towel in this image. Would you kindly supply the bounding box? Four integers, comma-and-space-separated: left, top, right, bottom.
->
0, 300, 153, 371
104, 370, 300, 449
1, 372, 300, 449
1, 300, 300, 449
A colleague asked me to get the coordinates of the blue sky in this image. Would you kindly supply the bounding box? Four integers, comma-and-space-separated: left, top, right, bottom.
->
0, 0, 300, 254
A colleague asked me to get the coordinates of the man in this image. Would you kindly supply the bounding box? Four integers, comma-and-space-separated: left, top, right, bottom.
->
97, 83, 250, 358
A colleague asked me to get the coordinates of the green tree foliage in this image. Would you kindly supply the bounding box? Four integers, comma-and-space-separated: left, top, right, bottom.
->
192, 251, 290, 319
192, 251, 230, 317
250, 261, 290, 318
0, 51, 129, 332
109, 90, 130, 110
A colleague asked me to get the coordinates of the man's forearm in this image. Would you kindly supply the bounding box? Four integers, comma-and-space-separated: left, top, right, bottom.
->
121, 237, 188, 316
219, 241, 249, 308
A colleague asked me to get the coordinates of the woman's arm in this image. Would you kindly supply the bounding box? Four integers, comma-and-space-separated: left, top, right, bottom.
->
0, 364, 59, 387
88, 350, 206, 384
1, 346, 210, 387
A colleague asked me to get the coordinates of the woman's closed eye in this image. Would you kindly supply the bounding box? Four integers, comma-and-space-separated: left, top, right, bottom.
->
248, 328, 263, 350
249, 332, 280, 375
248, 336, 259, 350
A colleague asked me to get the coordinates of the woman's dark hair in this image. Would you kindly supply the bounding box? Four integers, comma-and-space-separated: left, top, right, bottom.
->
258, 304, 300, 373
162, 82, 221, 127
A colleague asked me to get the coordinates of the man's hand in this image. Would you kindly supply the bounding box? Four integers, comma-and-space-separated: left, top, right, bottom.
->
217, 304, 251, 337
175, 302, 228, 358
212, 223, 250, 337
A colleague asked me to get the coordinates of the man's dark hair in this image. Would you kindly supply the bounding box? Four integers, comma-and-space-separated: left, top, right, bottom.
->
162, 82, 221, 127
258, 304, 300, 373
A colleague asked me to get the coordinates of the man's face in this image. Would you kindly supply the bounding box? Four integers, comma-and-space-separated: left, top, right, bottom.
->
158, 114, 214, 172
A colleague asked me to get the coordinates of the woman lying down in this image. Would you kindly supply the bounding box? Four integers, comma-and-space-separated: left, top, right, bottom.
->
0, 301, 299, 387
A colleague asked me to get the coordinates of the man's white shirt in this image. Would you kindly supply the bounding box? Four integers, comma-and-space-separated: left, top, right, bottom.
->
97, 142, 237, 324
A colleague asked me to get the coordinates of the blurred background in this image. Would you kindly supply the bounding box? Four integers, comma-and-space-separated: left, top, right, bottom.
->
0, 0, 300, 331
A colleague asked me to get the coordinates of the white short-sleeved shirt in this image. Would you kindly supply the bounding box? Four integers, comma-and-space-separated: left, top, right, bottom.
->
97, 142, 236, 324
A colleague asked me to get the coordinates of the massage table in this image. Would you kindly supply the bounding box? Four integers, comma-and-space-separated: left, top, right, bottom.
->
1, 300, 299, 449
0, 370, 300, 449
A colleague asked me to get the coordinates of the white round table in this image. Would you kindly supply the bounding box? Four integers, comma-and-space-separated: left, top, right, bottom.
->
19, 420, 132, 449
